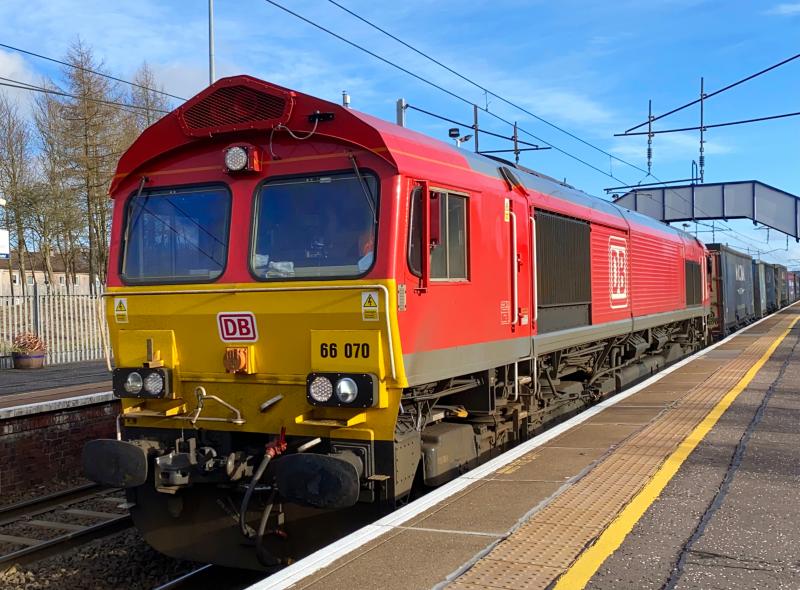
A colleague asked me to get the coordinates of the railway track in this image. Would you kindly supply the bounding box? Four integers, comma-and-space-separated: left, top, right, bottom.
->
0, 482, 132, 570
153, 564, 263, 590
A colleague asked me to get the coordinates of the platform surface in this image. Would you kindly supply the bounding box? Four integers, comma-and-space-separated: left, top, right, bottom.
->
258, 306, 800, 590
0, 359, 110, 410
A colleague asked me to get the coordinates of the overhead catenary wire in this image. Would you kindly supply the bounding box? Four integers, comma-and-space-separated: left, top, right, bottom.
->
325, 0, 650, 177
617, 109, 800, 136
322, 0, 779, 256
265, 0, 785, 261
0, 41, 186, 102
0, 76, 171, 115
320, 2, 800, 261
406, 103, 546, 149
624, 52, 800, 134
262, 0, 638, 186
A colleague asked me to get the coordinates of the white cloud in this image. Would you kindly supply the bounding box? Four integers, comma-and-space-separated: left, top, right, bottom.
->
508, 87, 614, 127
0, 50, 40, 110
766, 3, 800, 15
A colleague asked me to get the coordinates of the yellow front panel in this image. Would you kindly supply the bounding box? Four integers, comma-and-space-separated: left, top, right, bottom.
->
108, 280, 406, 442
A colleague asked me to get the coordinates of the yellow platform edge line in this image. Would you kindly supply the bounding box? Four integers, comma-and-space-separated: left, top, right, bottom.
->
554, 314, 800, 590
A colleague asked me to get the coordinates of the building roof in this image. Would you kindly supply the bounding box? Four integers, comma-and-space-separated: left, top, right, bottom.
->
4, 251, 90, 274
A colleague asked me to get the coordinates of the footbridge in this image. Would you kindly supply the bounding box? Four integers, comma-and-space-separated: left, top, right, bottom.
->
613, 180, 800, 241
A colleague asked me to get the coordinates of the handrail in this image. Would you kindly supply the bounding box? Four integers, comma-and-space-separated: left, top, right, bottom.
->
102, 284, 397, 380
530, 215, 537, 322
510, 211, 519, 326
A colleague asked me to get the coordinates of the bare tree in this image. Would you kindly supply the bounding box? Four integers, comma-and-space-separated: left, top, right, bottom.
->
33, 92, 85, 292
0, 93, 35, 295
58, 39, 131, 291
129, 62, 170, 133
1, 43, 171, 296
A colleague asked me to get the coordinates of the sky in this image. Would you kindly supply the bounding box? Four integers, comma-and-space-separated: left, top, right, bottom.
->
0, 0, 798, 264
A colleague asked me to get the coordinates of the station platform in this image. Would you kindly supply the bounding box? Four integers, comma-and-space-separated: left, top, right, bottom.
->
256, 305, 800, 590
0, 360, 110, 413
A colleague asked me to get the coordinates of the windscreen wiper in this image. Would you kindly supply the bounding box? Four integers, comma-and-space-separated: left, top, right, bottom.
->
348, 154, 377, 224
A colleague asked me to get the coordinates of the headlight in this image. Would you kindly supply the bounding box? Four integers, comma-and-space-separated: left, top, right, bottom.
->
113, 368, 171, 399
224, 146, 248, 171
306, 373, 376, 407
143, 372, 164, 395
308, 376, 333, 403
124, 372, 143, 394
335, 378, 358, 404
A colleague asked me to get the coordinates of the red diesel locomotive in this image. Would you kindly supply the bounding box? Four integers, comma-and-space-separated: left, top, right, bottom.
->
84, 75, 709, 568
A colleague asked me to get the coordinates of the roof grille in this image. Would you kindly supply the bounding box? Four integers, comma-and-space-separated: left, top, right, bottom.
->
178, 83, 293, 136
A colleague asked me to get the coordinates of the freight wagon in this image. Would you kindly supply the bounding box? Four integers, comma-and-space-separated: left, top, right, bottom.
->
708, 244, 756, 338
753, 261, 767, 318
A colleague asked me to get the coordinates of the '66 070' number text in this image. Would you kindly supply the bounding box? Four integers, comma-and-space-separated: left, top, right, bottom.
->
319, 342, 370, 359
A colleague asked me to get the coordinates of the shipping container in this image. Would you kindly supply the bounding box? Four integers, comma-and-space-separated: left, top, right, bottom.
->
788, 272, 797, 303
753, 261, 767, 318
795, 272, 800, 302
776, 264, 788, 308
765, 264, 777, 312
708, 244, 756, 337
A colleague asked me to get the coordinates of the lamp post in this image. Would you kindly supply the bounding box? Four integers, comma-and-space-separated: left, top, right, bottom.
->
208, 0, 216, 85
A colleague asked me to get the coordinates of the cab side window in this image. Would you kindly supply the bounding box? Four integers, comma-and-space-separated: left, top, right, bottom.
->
408, 189, 468, 281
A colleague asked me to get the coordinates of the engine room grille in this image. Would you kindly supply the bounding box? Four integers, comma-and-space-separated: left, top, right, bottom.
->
536, 210, 591, 307
685, 260, 702, 306
179, 85, 289, 134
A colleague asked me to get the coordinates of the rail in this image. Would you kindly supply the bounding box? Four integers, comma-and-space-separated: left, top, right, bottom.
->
153, 564, 262, 590
0, 483, 131, 569
152, 565, 215, 590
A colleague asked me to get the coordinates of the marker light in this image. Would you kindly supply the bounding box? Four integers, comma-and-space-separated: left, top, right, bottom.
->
143, 372, 165, 396
224, 146, 248, 171
335, 378, 358, 404
308, 376, 333, 403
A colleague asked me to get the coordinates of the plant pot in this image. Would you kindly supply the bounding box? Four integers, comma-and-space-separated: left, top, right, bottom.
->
12, 352, 46, 370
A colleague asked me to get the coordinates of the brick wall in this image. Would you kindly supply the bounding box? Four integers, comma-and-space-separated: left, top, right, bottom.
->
0, 401, 119, 495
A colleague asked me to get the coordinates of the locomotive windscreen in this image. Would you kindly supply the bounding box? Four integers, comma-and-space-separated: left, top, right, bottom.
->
121, 186, 231, 283
250, 171, 379, 279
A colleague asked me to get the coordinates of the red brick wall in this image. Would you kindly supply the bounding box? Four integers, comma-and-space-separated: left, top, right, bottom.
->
0, 401, 119, 495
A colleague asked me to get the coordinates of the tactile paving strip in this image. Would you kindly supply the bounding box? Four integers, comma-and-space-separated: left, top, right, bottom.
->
449, 312, 795, 590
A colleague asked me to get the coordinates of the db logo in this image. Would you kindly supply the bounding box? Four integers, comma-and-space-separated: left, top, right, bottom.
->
217, 312, 258, 342
609, 236, 629, 309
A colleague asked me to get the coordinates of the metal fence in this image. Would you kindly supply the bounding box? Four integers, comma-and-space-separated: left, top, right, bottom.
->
0, 287, 110, 369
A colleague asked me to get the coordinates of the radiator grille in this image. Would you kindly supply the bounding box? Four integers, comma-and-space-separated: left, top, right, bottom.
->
536, 211, 591, 306
685, 260, 701, 306
180, 85, 289, 134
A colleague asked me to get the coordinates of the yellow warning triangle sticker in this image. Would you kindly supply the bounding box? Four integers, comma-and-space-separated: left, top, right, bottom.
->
116, 301, 127, 311
363, 294, 378, 308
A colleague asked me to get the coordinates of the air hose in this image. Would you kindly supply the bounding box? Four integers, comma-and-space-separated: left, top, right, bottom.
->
239, 453, 272, 538
255, 490, 280, 567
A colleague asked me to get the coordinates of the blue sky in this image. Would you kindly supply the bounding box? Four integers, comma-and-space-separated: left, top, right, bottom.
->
1, 0, 799, 264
